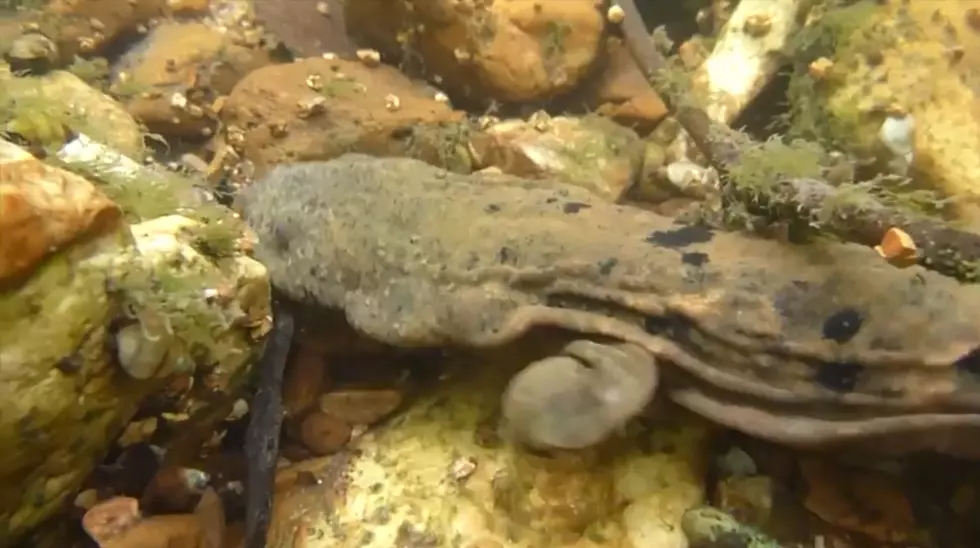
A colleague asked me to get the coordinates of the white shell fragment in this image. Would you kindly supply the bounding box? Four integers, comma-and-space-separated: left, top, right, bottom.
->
114, 321, 172, 380
664, 160, 720, 192
879, 113, 916, 166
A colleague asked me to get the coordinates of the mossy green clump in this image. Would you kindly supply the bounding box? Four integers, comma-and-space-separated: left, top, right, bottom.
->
781, 0, 894, 153
396, 120, 475, 174
0, 66, 145, 156
0, 81, 78, 152
110, 257, 243, 372
50, 149, 256, 373
65, 56, 110, 90
727, 137, 826, 192
183, 203, 245, 259
681, 506, 783, 548
550, 114, 644, 191
723, 135, 949, 232
53, 149, 249, 262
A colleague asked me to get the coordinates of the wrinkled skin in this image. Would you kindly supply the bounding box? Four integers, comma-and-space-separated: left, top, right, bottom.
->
238, 154, 980, 457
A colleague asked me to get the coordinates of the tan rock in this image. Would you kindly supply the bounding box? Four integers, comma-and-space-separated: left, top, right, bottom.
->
84, 489, 225, 548
346, 0, 605, 103
40, 0, 167, 61
253, 0, 355, 57
282, 344, 329, 418
318, 388, 403, 425
81, 497, 141, 546
469, 114, 645, 202
112, 21, 273, 138
218, 57, 468, 174
167, 0, 211, 15
0, 139, 122, 285
586, 39, 669, 133
298, 411, 352, 455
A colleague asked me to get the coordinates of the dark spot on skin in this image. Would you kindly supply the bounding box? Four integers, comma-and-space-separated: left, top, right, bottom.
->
643, 315, 683, 338
812, 361, 864, 392
598, 258, 618, 275
546, 197, 558, 204
645, 225, 714, 248
822, 308, 863, 344
562, 202, 591, 214
485, 203, 501, 213
954, 347, 980, 377
272, 224, 291, 252
498, 246, 517, 265
681, 252, 709, 267
390, 126, 413, 140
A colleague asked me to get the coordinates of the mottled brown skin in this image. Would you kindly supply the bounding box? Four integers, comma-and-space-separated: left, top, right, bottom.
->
238, 154, 980, 457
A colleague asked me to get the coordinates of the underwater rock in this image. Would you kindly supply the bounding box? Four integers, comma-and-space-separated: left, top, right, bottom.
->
27, 0, 167, 62
111, 21, 273, 139
0, 141, 269, 545
267, 345, 709, 548
580, 38, 670, 134
218, 56, 468, 175
468, 113, 645, 202
0, 63, 144, 157
4, 31, 58, 75
345, 0, 605, 104
0, 138, 122, 285
787, 1, 980, 221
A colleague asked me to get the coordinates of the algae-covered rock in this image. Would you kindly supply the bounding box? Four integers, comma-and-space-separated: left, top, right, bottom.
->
786, 0, 980, 221
468, 114, 646, 202
682, 506, 784, 548
0, 140, 270, 545
0, 64, 144, 157
267, 345, 709, 548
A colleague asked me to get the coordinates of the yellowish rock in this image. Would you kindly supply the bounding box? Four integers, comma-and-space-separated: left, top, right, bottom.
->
790, 1, 980, 221
346, 0, 605, 103
0, 141, 269, 544
268, 346, 709, 548
469, 114, 645, 202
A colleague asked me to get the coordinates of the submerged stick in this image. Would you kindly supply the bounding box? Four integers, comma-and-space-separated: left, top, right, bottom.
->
612, 0, 980, 282
243, 300, 294, 548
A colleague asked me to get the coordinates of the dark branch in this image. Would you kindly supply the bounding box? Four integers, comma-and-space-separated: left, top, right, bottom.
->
244, 299, 294, 548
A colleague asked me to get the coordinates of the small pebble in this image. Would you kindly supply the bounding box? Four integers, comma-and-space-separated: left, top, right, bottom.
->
607, 5, 625, 24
